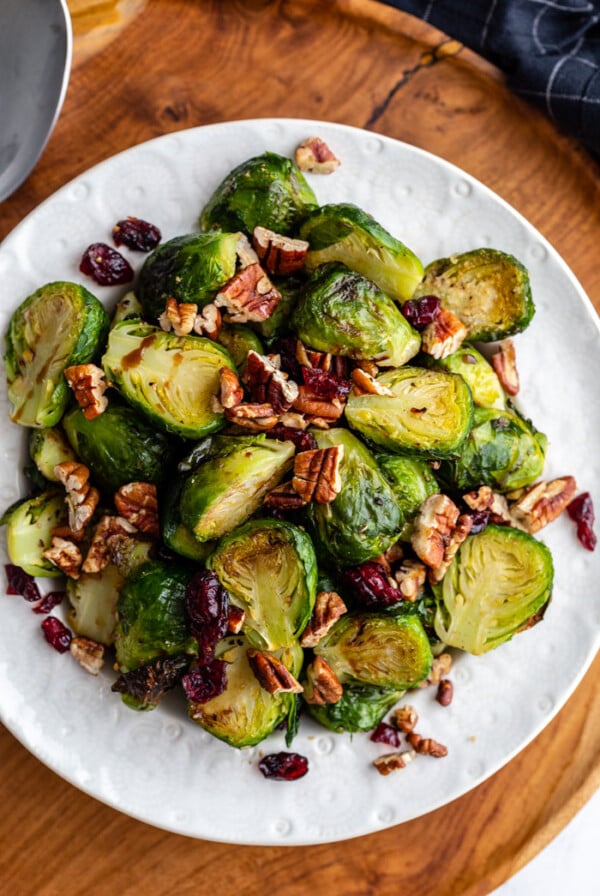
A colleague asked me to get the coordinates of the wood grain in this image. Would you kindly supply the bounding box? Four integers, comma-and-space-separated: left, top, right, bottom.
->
1, 2, 599, 894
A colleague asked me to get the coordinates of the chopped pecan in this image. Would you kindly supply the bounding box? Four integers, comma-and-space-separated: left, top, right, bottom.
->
252, 226, 309, 276
421, 306, 467, 360
227, 605, 245, 634
236, 233, 260, 269
54, 461, 99, 536
224, 401, 279, 432
247, 649, 303, 695
114, 482, 160, 538
392, 705, 418, 734
193, 302, 222, 340
82, 514, 137, 574
214, 263, 281, 323
295, 137, 340, 174
264, 480, 309, 512
300, 590, 347, 647
407, 731, 448, 758
463, 485, 494, 512
43, 535, 82, 579
492, 338, 519, 396
510, 476, 577, 533
218, 366, 244, 409
64, 364, 108, 420
292, 385, 345, 422
303, 657, 343, 705
419, 652, 453, 688
436, 679, 454, 706
242, 350, 299, 413
292, 446, 344, 504
158, 296, 198, 336
353, 358, 380, 378
351, 367, 393, 397
276, 412, 309, 431
296, 340, 331, 371
428, 513, 473, 584
69, 636, 105, 674
373, 750, 416, 776
411, 494, 461, 569
394, 559, 427, 601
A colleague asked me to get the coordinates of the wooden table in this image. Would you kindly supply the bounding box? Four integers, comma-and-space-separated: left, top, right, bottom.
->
1, 2, 599, 893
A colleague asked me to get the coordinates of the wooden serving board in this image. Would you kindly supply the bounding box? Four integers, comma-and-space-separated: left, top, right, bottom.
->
1, 2, 599, 893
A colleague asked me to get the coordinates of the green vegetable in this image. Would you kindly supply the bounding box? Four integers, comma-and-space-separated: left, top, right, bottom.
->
299, 203, 423, 302
307, 685, 405, 733
431, 344, 507, 409
376, 454, 439, 537
111, 290, 143, 325
413, 248, 534, 341
1, 490, 67, 577
4, 281, 110, 427
208, 519, 317, 651
433, 525, 553, 654
28, 427, 76, 482
217, 324, 264, 371
180, 435, 295, 541
102, 321, 235, 439
292, 263, 421, 367
346, 366, 473, 458
161, 476, 216, 562
199, 152, 318, 235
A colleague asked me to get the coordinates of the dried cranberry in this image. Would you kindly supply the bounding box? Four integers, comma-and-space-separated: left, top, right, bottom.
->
258, 752, 309, 781
401, 295, 441, 330
32, 591, 65, 614
270, 337, 303, 382
267, 424, 318, 453
301, 367, 352, 401
5, 564, 41, 602
41, 616, 72, 653
370, 722, 401, 747
567, 492, 597, 551
185, 570, 230, 662
113, 216, 161, 252
339, 561, 403, 610
466, 509, 490, 534
181, 660, 227, 704
79, 242, 134, 286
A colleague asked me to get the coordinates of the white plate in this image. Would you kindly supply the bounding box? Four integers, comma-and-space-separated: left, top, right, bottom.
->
1, 119, 599, 846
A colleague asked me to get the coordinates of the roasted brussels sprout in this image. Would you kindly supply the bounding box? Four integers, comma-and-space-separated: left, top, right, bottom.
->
376, 454, 439, 532
413, 248, 534, 341
199, 152, 318, 235
306, 428, 403, 565
4, 281, 110, 427
161, 476, 216, 562
299, 203, 423, 302
1, 490, 67, 577
345, 366, 473, 458
431, 344, 507, 409
114, 559, 197, 672
102, 321, 236, 438
28, 427, 76, 482
307, 684, 405, 733
440, 406, 546, 492
111, 290, 143, 325
188, 636, 303, 748
63, 399, 178, 495
113, 654, 191, 712
217, 324, 264, 371
292, 263, 420, 367
314, 613, 432, 689
208, 519, 317, 651
180, 435, 295, 541
136, 231, 239, 322
433, 524, 553, 654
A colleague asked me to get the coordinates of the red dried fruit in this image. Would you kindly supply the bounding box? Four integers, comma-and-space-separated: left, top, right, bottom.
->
181, 660, 228, 704
370, 722, 401, 747
465, 509, 490, 534
5, 564, 42, 602
301, 367, 352, 401
185, 570, 230, 662
32, 591, 65, 615
113, 216, 161, 252
339, 561, 403, 611
270, 337, 303, 382
401, 295, 441, 330
267, 424, 318, 453
41, 616, 72, 653
79, 242, 134, 286
258, 751, 309, 781
567, 492, 597, 551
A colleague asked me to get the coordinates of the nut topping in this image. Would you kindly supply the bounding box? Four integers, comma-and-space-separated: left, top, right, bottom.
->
218, 367, 244, 409
43, 536, 82, 579
193, 302, 222, 340
351, 367, 393, 397
292, 385, 345, 423
242, 351, 299, 413
214, 263, 281, 323
292, 446, 344, 504
224, 401, 279, 432
392, 705, 418, 734
407, 731, 448, 758
411, 494, 461, 569
295, 137, 340, 174
420, 306, 467, 360
114, 482, 160, 538
158, 296, 198, 336
372, 750, 416, 776
436, 679, 454, 706
419, 652, 453, 688
300, 590, 347, 647
510, 475, 577, 533
69, 636, 105, 675
82, 514, 137, 574
263, 480, 309, 511
54, 461, 100, 536
393, 559, 427, 601
303, 656, 343, 705
491, 338, 519, 396
64, 364, 109, 420
252, 226, 309, 276
247, 649, 303, 695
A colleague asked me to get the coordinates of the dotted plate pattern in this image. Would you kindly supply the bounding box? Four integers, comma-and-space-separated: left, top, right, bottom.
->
0, 119, 599, 845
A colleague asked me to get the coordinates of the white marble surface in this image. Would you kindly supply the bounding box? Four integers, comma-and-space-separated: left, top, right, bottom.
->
492, 787, 600, 894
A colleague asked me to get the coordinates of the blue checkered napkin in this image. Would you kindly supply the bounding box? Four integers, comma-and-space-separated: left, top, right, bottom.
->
378, 0, 600, 156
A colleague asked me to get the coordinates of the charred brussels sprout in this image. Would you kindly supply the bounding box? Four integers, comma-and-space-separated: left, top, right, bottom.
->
136, 231, 239, 322
4, 281, 110, 427
308, 684, 405, 733
63, 399, 178, 495
292, 263, 420, 367
114, 560, 196, 672
1, 490, 67, 577
432, 344, 507, 409
199, 152, 318, 235
413, 248, 534, 341
314, 613, 432, 689
29, 427, 76, 482
440, 406, 546, 492
376, 454, 439, 534
102, 321, 235, 438
306, 428, 403, 565
188, 637, 303, 748
208, 519, 317, 651
433, 525, 553, 654
346, 366, 473, 458
217, 324, 264, 371
299, 203, 423, 302
180, 435, 295, 541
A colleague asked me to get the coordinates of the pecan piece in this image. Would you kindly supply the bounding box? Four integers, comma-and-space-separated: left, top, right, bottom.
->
463, 485, 494, 512
292, 446, 344, 504
419, 652, 453, 688
421, 306, 467, 360
158, 296, 198, 336
300, 590, 347, 647
218, 366, 244, 409
394, 559, 427, 601
303, 657, 343, 705
295, 340, 331, 371
242, 351, 299, 414
69, 636, 105, 675
491, 338, 519, 396
43, 535, 82, 579
247, 649, 303, 695
193, 302, 222, 340
224, 401, 279, 432
114, 482, 160, 538
64, 364, 109, 420
510, 476, 577, 533
263, 480, 308, 512
373, 750, 416, 776
292, 385, 345, 422
428, 513, 473, 584
407, 731, 448, 758
295, 137, 340, 174
351, 367, 393, 397
436, 679, 454, 706
392, 705, 418, 734
411, 494, 461, 569
54, 461, 99, 536
227, 605, 246, 634
214, 263, 281, 323
252, 226, 309, 276
81, 514, 137, 574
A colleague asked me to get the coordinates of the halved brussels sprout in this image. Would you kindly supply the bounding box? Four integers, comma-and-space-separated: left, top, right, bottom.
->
114, 559, 197, 672
208, 519, 317, 651
111, 290, 143, 326
440, 406, 546, 492
413, 248, 534, 341
199, 152, 318, 235
431, 343, 507, 410
136, 231, 239, 322
102, 321, 235, 438
299, 203, 423, 302
306, 428, 403, 565
28, 427, 76, 482
307, 684, 405, 733
376, 454, 440, 532
1, 490, 67, 577
345, 366, 473, 458
4, 281, 110, 427
180, 435, 295, 541
217, 324, 264, 371
188, 636, 303, 748
161, 476, 216, 562
314, 613, 432, 689
63, 399, 178, 495
433, 524, 553, 654
292, 263, 421, 367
